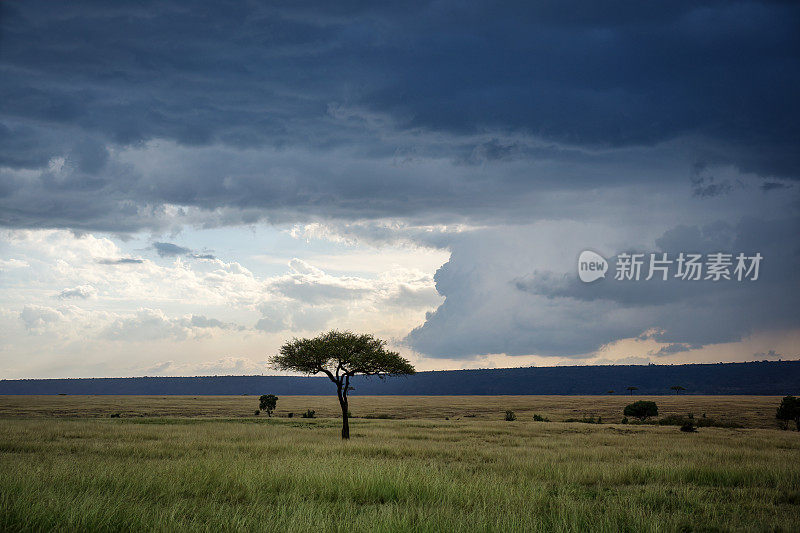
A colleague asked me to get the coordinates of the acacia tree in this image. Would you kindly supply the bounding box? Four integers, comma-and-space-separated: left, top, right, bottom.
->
670, 385, 686, 395
259, 394, 278, 417
776, 395, 800, 431
626, 386, 638, 395
271, 331, 415, 439
624, 400, 658, 421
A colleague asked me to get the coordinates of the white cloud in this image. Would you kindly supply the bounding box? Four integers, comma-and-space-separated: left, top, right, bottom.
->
56, 285, 97, 300
0, 258, 29, 269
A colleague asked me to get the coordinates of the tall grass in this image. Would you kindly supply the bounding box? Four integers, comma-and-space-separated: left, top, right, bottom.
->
1, 417, 798, 531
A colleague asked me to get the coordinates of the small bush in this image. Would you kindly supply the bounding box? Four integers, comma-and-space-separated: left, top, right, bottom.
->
659, 414, 742, 428
680, 421, 697, 432
110, 413, 120, 418
658, 414, 686, 426
565, 416, 601, 424
287, 412, 294, 418
533, 414, 550, 422
505, 410, 516, 421
254, 410, 260, 416
301, 409, 316, 419
621, 417, 628, 424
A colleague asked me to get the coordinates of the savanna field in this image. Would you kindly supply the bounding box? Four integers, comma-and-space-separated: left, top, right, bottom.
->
1, 396, 799, 532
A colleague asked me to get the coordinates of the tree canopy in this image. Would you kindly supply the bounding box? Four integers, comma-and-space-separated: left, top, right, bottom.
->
776, 395, 800, 431
259, 394, 278, 417
623, 400, 658, 421
271, 330, 415, 438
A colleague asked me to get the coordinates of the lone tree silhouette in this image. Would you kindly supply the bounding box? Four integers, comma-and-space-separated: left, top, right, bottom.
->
776, 395, 800, 431
626, 386, 638, 395
259, 394, 278, 417
670, 385, 686, 395
271, 331, 415, 439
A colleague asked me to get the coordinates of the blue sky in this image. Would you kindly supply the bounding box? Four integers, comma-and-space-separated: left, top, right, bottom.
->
0, 1, 798, 377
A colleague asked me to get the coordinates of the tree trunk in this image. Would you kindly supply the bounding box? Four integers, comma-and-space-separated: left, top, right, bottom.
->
340, 397, 350, 439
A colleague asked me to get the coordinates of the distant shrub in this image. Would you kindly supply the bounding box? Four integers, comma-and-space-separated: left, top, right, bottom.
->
464, 414, 476, 418
680, 421, 697, 432
254, 410, 260, 416
363, 413, 393, 419
621, 417, 628, 424
658, 414, 686, 426
624, 401, 658, 421
533, 414, 550, 422
110, 413, 120, 418
659, 414, 742, 429
776, 395, 800, 431
505, 410, 516, 421
565, 416, 601, 424
301, 409, 316, 419
287, 412, 294, 418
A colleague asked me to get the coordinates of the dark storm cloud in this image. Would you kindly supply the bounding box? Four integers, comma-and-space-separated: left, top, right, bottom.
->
651, 344, 703, 356
0, 1, 799, 231
406, 216, 800, 358
152, 242, 192, 257
152, 242, 216, 259
97, 258, 144, 265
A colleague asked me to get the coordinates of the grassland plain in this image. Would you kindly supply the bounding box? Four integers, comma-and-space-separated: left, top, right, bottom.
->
0, 395, 787, 428
1, 396, 799, 532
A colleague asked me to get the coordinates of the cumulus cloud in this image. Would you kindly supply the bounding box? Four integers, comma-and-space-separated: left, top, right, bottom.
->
405, 216, 800, 358
56, 285, 97, 300
100, 309, 242, 342
19, 305, 67, 331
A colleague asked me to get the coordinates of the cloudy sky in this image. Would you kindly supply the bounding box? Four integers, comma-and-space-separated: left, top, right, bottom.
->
1, 1, 798, 378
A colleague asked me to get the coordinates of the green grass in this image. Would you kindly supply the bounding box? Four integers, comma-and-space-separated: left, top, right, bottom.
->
1, 416, 799, 532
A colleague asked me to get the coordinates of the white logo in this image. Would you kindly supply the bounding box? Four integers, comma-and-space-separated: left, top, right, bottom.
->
578, 250, 608, 283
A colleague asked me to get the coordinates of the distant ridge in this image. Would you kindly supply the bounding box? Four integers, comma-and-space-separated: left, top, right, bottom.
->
1, 361, 798, 395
